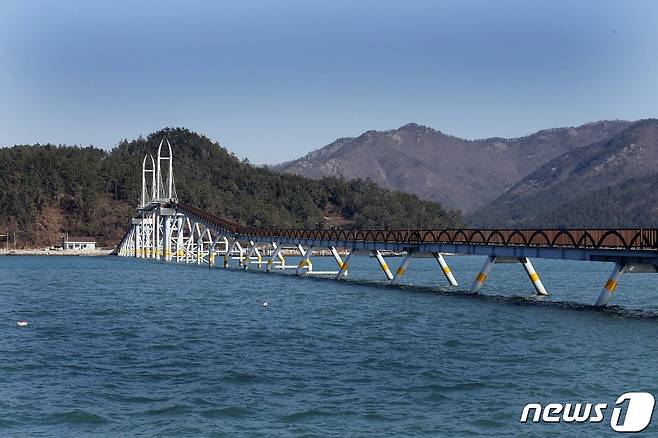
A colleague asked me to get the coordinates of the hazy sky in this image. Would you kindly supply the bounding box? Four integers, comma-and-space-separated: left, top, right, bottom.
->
1, 0, 657, 163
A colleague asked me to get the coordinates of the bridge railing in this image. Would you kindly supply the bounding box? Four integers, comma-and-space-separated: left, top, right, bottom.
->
173, 203, 658, 251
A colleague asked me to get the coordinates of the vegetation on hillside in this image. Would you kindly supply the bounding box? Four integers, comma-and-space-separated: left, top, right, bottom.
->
0, 128, 464, 247
274, 120, 632, 213
468, 119, 658, 228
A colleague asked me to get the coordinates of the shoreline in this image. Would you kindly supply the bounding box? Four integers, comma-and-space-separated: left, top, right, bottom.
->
0, 249, 115, 256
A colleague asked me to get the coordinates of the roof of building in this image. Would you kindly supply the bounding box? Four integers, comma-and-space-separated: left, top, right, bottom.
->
65, 236, 96, 243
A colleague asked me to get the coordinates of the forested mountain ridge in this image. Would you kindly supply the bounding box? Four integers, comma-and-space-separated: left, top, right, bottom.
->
273, 120, 632, 213
468, 119, 658, 227
0, 128, 463, 247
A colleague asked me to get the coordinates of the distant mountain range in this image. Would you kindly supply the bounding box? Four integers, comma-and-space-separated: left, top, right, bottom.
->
273, 119, 658, 227
5, 119, 656, 247
470, 118, 658, 227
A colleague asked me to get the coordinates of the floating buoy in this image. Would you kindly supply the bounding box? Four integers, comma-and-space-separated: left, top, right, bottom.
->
262, 302, 269, 308
17, 320, 28, 327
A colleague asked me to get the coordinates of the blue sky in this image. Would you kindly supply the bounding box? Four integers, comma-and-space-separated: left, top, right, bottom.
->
1, 0, 657, 163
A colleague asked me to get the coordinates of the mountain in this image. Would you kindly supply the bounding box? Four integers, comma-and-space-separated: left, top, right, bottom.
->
0, 128, 463, 248
468, 119, 658, 227
273, 121, 632, 213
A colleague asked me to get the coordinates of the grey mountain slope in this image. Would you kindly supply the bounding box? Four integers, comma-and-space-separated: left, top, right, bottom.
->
273, 121, 632, 213
468, 119, 658, 227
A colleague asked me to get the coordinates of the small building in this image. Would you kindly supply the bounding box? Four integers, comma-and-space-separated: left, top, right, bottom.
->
62, 235, 96, 250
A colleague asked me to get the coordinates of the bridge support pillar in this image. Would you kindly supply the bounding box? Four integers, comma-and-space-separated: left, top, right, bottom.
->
335, 249, 357, 280
433, 253, 458, 286
470, 256, 548, 295
296, 244, 312, 273
142, 224, 147, 258
144, 217, 152, 258
154, 212, 160, 260
391, 251, 414, 285
296, 245, 314, 275
520, 257, 548, 295
267, 242, 283, 272
235, 241, 245, 267
330, 246, 345, 270
123, 226, 132, 257
139, 224, 146, 258
150, 217, 155, 258
149, 218, 154, 258
224, 239, 238, 268
255, 247, 263, 269
244, 241, 258, 270
196, 226, 207, 265
278, 248, 286, 268
134, 226, 139, 257
132, 224, 137, 257
130, 226, 136, 257
163, 217, 171, 261
471, 256, 496, 293
596, 263, 625, 306
185, 221, 196, 263
373, 250, 394, 280
140, 226, 146, 257
175, 217, 184, 261
133, 224, 140, 258
208, 234, 224, 267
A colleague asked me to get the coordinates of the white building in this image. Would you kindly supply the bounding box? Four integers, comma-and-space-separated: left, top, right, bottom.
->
62, 235, 96, 250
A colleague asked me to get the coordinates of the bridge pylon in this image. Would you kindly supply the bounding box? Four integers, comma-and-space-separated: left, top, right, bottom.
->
156, 138, 177, 203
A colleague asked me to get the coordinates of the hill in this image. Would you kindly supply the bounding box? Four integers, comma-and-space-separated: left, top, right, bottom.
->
273, 121, 632, 213
468, 119, 658, 227
0, 128, 463, 248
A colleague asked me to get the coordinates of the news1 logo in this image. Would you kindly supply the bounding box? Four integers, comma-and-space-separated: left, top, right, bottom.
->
520, 392, 655, 432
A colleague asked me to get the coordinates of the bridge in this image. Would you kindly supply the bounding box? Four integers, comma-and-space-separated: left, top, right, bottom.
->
116, 140, 658, 307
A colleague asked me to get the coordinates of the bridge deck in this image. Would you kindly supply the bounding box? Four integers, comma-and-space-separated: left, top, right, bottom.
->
175, 203, 658, 264
117, 202, 658, 307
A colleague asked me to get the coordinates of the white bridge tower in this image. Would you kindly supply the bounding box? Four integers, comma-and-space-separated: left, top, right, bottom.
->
134, 138, 180, 261
156, 138, 177, 203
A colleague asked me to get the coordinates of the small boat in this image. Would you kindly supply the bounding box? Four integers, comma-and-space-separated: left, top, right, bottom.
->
17, 320, 28, 327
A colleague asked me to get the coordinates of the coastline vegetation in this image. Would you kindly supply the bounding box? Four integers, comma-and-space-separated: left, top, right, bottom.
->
0, 128, 464, 247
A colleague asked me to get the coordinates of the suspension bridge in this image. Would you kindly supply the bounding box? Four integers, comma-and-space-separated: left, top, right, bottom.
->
116, 140, 658, 307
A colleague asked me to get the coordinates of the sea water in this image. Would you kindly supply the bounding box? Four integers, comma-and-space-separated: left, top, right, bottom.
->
1, 255, 658, 436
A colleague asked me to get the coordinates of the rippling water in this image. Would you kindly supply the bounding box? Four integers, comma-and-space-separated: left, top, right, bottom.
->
2, 255, 658, 436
